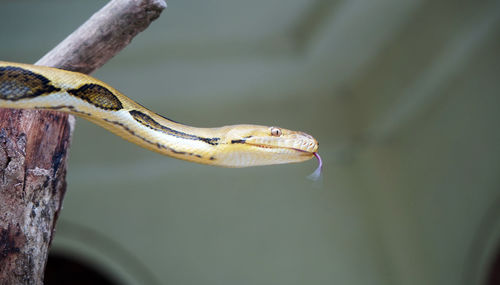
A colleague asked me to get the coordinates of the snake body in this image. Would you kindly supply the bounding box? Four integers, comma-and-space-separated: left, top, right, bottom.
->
0, 61, 319, 168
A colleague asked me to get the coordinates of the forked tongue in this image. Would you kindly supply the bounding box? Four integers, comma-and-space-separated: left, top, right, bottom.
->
307, 152, 323, 181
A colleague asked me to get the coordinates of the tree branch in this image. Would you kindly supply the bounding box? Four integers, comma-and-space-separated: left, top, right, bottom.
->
37, 0, 167, 73
0, 1, 166, 283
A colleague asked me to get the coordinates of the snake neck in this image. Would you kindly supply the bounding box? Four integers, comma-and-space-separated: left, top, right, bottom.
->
87, 107, 227, 165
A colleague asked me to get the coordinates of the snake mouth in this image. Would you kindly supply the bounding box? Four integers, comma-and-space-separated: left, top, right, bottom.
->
245, 142, 315, 155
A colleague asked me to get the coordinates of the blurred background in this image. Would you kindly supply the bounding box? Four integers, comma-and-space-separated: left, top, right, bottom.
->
2, 0, 500, 284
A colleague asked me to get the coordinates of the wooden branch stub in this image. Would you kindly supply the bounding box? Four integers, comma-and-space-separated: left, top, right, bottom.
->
36, 0, 167, 73
0, 110, 73, 283
0, 0, 167, 283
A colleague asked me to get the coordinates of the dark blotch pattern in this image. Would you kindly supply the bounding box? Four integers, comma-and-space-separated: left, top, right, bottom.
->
0, 66, 61, 100
129, 110, 220, 145
68, 83, 123, 111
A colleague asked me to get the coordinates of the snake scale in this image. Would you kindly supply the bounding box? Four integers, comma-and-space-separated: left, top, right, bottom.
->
0, 61, 321, 171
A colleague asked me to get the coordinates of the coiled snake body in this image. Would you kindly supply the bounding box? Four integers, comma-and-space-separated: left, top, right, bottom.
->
0, 61, 320, 168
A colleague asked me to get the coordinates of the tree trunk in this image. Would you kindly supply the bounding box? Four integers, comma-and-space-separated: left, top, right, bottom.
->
0, 0, 166, 283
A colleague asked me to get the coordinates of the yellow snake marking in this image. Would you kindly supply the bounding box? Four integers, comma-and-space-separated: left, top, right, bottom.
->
0, 61, 319, 168
101, 117, 204, 158
34, 105, 92, 117
129, 110, 220, 145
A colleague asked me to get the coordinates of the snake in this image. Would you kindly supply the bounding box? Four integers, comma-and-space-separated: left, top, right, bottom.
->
0, 61, 321, 171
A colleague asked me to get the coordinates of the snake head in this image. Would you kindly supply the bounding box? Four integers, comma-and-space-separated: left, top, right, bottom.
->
216, 125, 319, 167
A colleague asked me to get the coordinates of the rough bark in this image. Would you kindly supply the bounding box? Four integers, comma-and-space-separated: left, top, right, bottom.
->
0, 0, 166, 284
0, 111, 73, 285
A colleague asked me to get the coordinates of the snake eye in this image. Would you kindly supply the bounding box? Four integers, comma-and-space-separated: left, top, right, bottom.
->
270, 127, 282, 137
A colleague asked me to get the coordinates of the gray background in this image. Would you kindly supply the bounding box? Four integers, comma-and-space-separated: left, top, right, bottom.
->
1, 0, 500, 284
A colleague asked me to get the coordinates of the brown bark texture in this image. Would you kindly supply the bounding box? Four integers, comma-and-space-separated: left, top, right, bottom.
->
0, 0, 166, 284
